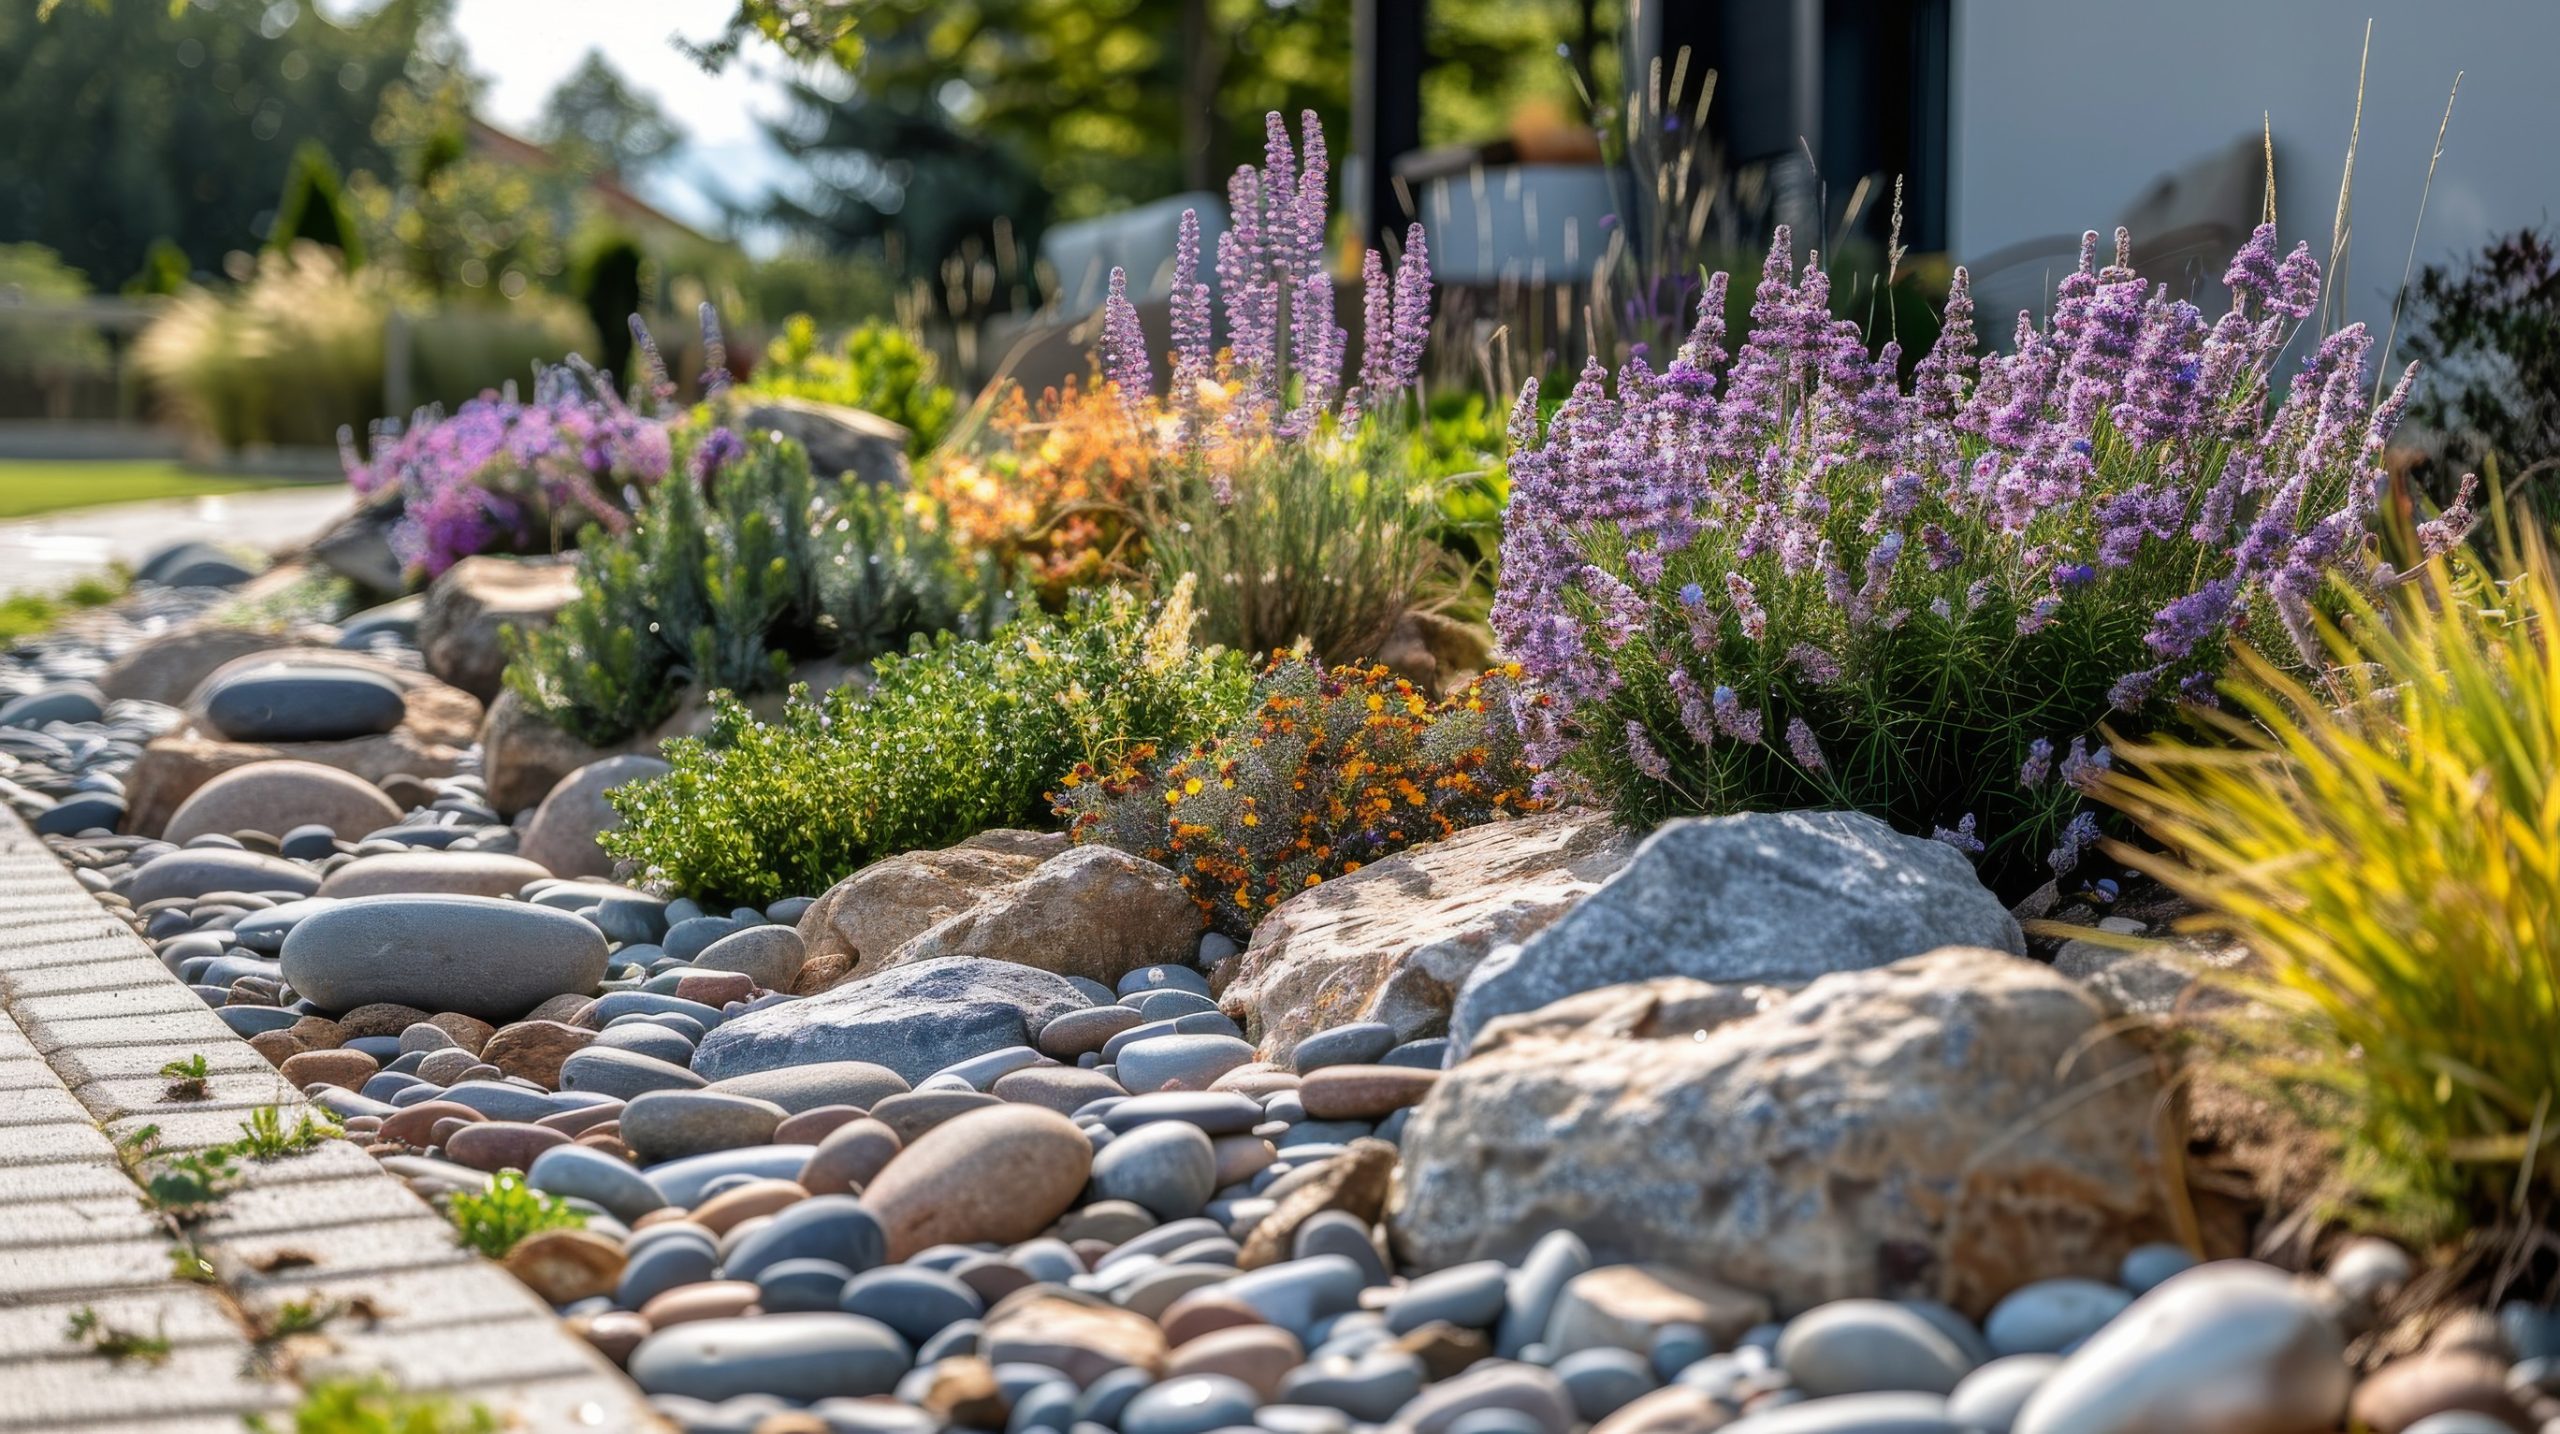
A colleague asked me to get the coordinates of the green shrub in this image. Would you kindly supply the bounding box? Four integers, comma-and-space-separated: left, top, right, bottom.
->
444, 1171, 586, 1259
503, 427, 978, 746
2101, 511, 2542, 1242
247, 1377, 497, 1434
604, 580, 1251, 904
1057, 656, 1549, 937
751, 315, 957, 456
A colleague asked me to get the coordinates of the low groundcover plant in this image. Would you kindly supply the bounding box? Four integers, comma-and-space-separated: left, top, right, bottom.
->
604, 579, 1250, 904
1493, 222, 2476, 892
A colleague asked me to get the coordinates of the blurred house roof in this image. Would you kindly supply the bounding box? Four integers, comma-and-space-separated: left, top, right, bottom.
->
465, 118, 715, 250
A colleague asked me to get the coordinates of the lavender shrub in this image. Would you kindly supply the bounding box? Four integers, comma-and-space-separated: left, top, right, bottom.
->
1093, 111, 1448, 664
1494, 225, 2477, 890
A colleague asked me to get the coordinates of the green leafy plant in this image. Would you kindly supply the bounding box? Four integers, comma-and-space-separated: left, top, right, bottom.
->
0, 566, 127, 647
750, 315, 957, 457
63, 1307, 171, 1364
232, 1106, 339, 1161
606, 579, 1251, 903
169, 1240, 217, 1285
504, 428, 980, 746
443, 1171, 587, 1260
159, 1053, 210, 1102
1058, 656, 1549, 936
2100, 508, 2539, 1242
247, 1377, 498, 1434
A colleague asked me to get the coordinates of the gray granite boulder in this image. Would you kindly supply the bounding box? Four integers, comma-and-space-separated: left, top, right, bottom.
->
1447, 810, 2023, 1056
689, 955, 1091, 1084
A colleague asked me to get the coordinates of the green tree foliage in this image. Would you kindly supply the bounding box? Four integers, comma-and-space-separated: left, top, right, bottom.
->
5, 0, 440, 286
270, 141, 363, 267
538, 49, 686, 179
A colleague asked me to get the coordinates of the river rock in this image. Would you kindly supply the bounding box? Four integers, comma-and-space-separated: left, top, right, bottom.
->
200, 660, 408, 744
619, 1090, 788, 1163
1090, 1119, 1219, 1220
123, 847, 320, 904
1222, 812, 1632, 1064
884, 845, 1203, 986
505, 1227, 626, 1304
99, 627, 321, 706
161, 759, 404, 844
1447, 810, 2025, 1055
0, 682, 105, 728
1779, 1299, 1978, 1396
689, 956, 1090, 1084
1392, 949, 2176, 1316
625, 1312, 911, 1403
983, 1288, 1169, 1384
1546, 1263, 1771, 1353
858, 1104, 1094, 1260
316, 851, 554, 900
2012, 1262, 2349, 1434
280, 894, 609, 1022
481, 1019, 595, 1086
694, 924, 806, 991
516, 754, 670, 877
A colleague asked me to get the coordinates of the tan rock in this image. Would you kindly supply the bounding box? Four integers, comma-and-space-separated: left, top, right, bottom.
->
1237, 1139, 1398, 1269
97, 625, 326, 706
418, 555, 581, 701
572, 1309, 651, 1366
518, 754, 670, 879
884, 845, 1203, 987
336, 1002, 434, 1040
504, 1228, 626, 1305
278, 1048, 379, 1090
316, 851, 553, 900
1391, 949, 2179, 1317
379, 1100, 480, 1147
690, 1179, 809, 1236
858, 1105, 1092, 1260
1299, 1065, 1439, 1121
162, 760, 403, 844
915, 1354, 1009, 1426
1168, 1323, 1303, 1397
1547, 1264, 1773, 1351
638, 1280, 760, 1329
1390, 1321, 1490, 1382
1219, 811, 1632, 1064
2348, 1351, 2531, 1433
425, 1012, 496, 1056
795, 834, 1059, 980
789, 952, 855, 996
981, 1289, 1169, 1385
444, 1121, 569, 1174
1591, 1387, 1738, 1434
248, 1030, 310, 1065
1159, 1291, 1266, 1347
480, 1019, 596, 1087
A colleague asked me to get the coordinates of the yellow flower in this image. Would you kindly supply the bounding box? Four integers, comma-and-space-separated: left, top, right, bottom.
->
1184, 777, 1204, 795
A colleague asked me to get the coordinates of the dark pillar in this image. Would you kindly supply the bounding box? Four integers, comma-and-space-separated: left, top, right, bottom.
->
1354, 0, 1426, 251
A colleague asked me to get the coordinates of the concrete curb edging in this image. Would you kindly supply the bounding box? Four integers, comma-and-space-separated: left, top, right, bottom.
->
0, 810, 667, 1432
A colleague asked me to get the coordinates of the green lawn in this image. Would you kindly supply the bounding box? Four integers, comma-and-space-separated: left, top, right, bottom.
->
0, 460, 317, 521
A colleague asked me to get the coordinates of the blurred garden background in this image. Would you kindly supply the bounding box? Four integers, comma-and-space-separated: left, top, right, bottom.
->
2, 0, 2555, 521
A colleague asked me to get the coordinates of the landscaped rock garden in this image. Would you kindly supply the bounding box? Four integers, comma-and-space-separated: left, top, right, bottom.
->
4, 111, 2547, 1434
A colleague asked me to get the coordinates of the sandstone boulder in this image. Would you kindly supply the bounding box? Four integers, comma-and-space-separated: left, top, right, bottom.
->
96, 626, 326, 707
1391, 948, 2178, 1317
1447, 810, 2025, 1056
518, 754, 671, 880
885, 845, 1201, 987
795, 830, 1065, 983
161, 759, 403, 844
1219, 811, 1630, 1065
417, 555, 580, 701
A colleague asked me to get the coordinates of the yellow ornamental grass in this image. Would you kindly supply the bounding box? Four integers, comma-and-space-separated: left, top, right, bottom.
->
2101, 517, 2560, 1240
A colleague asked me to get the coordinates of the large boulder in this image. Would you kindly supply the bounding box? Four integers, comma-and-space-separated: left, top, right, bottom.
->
304, 486, 406, 597
517, 754, 671, 880
735, 396, 910, 488
96, 627, 328, 707
1218, 811, 1632, 1065
161, 759, 403, 843
795, 831, 1065, 982
689, 955, 1091, 1084
883, 845, 1201, 987
1447, 810, 2024, 1056
279, 894, 609, 1022
417, 555, 581, 701
122, 652, 481, 835
1391, 948, 2179, 1317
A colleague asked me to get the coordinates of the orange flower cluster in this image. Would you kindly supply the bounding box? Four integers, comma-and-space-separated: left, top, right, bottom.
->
917, 379, 1152, 603
1055, 656, 1551, 937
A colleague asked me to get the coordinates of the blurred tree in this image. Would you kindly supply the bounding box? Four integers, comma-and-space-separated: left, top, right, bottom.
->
270, 140, 364, 267
5, 0, 445, 288
2405, 228, 2560, 505
571, 230, 647, 379
759, 0, 1353, 289
539, 50, 686, 180
683, 0, 865, 71
345, 78, 570, 300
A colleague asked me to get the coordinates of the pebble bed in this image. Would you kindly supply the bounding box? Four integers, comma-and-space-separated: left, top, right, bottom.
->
9, 596, 2560, 1434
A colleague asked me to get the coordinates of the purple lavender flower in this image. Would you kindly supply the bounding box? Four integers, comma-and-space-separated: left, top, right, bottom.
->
1711, 685, 1763, 743
1098, 268, 1151, 415
2046, 811, 2103, 874
1625, 721, 1673, 780
1932, 813, 1985, 855
2019, 738, 2054, 789
1784, 716, 1825, 771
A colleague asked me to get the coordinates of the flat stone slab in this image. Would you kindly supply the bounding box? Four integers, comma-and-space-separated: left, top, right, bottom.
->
0, 809, 666, 1431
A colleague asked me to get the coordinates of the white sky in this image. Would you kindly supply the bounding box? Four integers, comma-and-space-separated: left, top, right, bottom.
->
331, 0, 812, 242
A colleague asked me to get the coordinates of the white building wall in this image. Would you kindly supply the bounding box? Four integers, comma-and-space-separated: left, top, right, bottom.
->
1951, 0, 2560, 340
